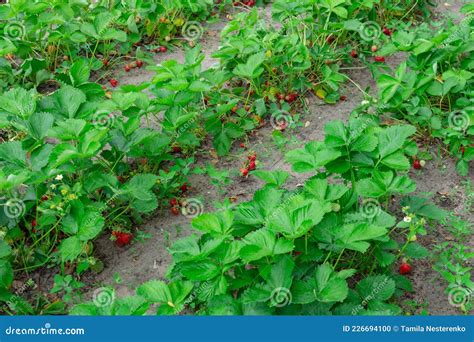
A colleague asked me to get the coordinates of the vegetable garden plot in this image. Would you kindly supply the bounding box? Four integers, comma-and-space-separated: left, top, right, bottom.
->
0, 0, 472, 316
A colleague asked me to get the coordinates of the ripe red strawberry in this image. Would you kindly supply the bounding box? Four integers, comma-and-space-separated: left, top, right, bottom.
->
277, 93, 285, 101
124, 65, 131, 72
460, 146, 465, 156
180, 183, 187, 193
371, 45, 378, 52
248, 160, 256, 171
109, 79, 118, 87
374, 56, 385, 62
159, 46, 167, 53
285, 93, 297, 103
240, 143, 246, 148
339, 95, 347, 101
350, 50, 358, 58
103, 59, 109, 67
383, 27, 392, 36
171, 206, 180, 215
32, 219, 37, 227
240, 168, 249, 177
170, 198, 178, 207
41, 195, 48, 201
412, 159, 422, 170
248, 153, 257, 162
136, 60, 143, 68
399, 263, 412, 275
113, 231, 133, 247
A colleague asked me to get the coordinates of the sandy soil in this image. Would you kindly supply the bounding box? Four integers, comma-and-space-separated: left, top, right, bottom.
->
27, 0, 473, 315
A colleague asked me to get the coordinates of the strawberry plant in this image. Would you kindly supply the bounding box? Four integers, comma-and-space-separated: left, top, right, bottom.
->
375, 9, 474, 175
0, 60, 195, 298
73, 118, 433, 316
1, 0, 471, 318
0, 0, 224, 90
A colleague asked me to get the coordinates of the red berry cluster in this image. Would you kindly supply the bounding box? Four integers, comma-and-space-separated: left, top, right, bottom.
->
276, 92, 298, 104
124, 59, 144, 72
240, 153, 257, 177
170, 198, 180, 215
151, 46, 167, 53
